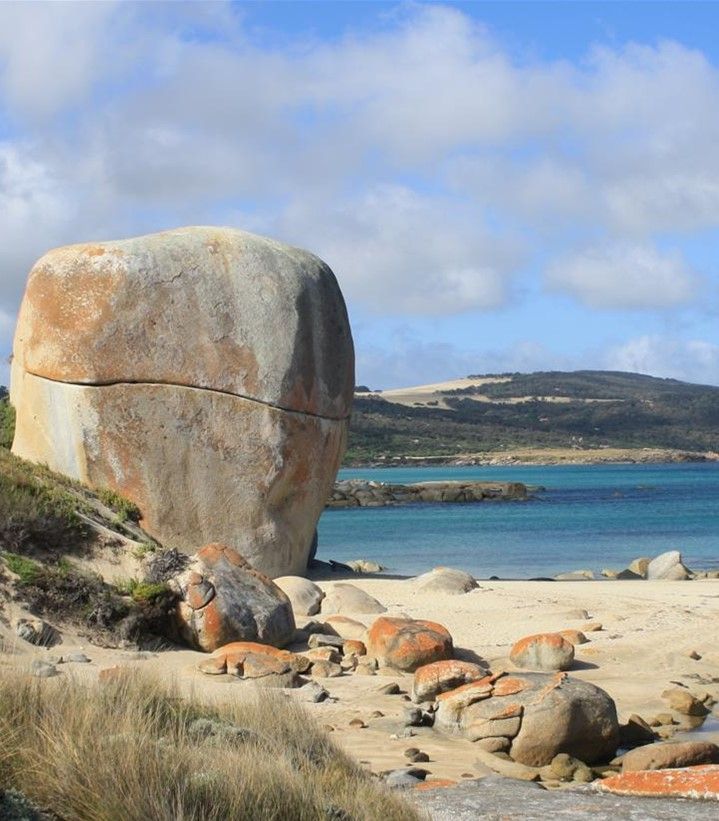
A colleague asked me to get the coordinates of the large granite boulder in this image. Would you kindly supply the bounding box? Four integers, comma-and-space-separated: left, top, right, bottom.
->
171, 543, 295, 651
11, 226, 354, 577
435, 671, 619, 766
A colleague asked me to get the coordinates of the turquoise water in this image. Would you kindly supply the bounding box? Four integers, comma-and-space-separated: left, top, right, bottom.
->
316, 463, 719, 579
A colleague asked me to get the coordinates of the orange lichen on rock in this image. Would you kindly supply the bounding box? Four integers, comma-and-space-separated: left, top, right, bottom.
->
366, 617, 453, 672
600, 765, 719, 800
414, 779, 458, 791
197, 641, 294, 675
412, 659, 489, 702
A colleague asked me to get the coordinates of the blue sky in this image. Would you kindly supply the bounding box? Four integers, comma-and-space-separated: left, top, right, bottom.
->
1, 1, 718, 388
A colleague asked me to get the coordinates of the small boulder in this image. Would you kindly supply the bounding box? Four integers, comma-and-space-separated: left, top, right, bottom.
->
347, 559, 384, 574
413, 567, 478, 595
241, 653, 292, 679
622, 741, 719, 771
303, 647, 341, 664
662, 688, 710, 716
273, 576, 324, 617
628, 557, 651, 578
543, 753, 593, 783
412, 659, 489, 703
307, 633, 345, 650
616, 569, 643, 580
30, 660, 58, 678
320, 615, 368, 640
296, 681, 329, 703
554, 570, 594, 581
647, 551, 690, 581
366, 617, 453, 672
557, 629, 588, 646
197, 641, 296, 676
343, 639, 366, 656
320, 583, 386, 615
311, 661, 343, 678
171, 544, 295, 651
509, 633, 574, 672
619, 714, 656, 747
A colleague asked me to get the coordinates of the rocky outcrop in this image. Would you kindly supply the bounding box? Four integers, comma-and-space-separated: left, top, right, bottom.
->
11, 226, 354, 577
171, 544, 295, 651
435, 671, 619, 766
366, 617, 453, 672
327, 479, 528, 508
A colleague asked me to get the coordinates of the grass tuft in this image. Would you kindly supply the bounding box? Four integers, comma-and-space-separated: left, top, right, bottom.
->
0, 670, 421, 821
97, 488, 141, 523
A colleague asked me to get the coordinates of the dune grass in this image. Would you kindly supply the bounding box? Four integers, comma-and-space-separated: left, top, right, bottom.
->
0, 669, 422, 821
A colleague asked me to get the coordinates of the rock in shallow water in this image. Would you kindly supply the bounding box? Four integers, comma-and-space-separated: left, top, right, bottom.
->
11, 226, 354, 577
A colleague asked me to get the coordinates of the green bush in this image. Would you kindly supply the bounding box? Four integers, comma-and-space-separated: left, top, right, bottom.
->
97, 487, 141, 523
116, 577, 170, 603
0, 449, 87, 556
0, 391, 15, 449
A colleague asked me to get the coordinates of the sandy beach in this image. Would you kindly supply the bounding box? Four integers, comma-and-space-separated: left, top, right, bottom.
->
4, 574, 718, 786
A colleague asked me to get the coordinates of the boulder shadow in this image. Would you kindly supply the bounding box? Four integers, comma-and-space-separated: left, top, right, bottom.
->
454, 647, 490, 667
570, 659, 600, 670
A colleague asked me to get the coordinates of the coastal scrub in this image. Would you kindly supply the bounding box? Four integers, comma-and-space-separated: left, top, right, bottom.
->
0, 670, 419, 821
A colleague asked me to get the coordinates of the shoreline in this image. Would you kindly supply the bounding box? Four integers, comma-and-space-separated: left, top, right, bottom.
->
342, 447, 719, 469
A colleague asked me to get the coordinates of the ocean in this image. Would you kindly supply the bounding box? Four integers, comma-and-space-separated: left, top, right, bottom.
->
316, 462, 719, 579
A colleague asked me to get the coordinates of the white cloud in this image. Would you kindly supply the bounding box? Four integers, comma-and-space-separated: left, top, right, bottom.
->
0, 2, 126, 121
606, 335, 719, 385
0, 2, 718, 387
0, 142, 78, 306
356, 333, 575, 390
273, 185, 523, 315
546, 242, 700, 309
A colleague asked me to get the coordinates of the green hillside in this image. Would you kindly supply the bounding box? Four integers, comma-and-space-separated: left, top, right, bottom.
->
346, 370, 719, 464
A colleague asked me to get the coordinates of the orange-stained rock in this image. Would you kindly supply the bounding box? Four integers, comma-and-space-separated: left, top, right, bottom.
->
510, 633, 575, 671
366, 617, 453, 672
197, 641, 294, 676
493, 676, 530, 697
414, 779, 458, 791
343, 639, 366, 656
435, 671, 619, 767
412, 659, 489, 702
173, 544, 295, 652
11, 226, 354, 576
601, 765, 719, 799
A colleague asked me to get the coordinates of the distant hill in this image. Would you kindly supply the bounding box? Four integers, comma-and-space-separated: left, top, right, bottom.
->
347, 370, 719, 465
